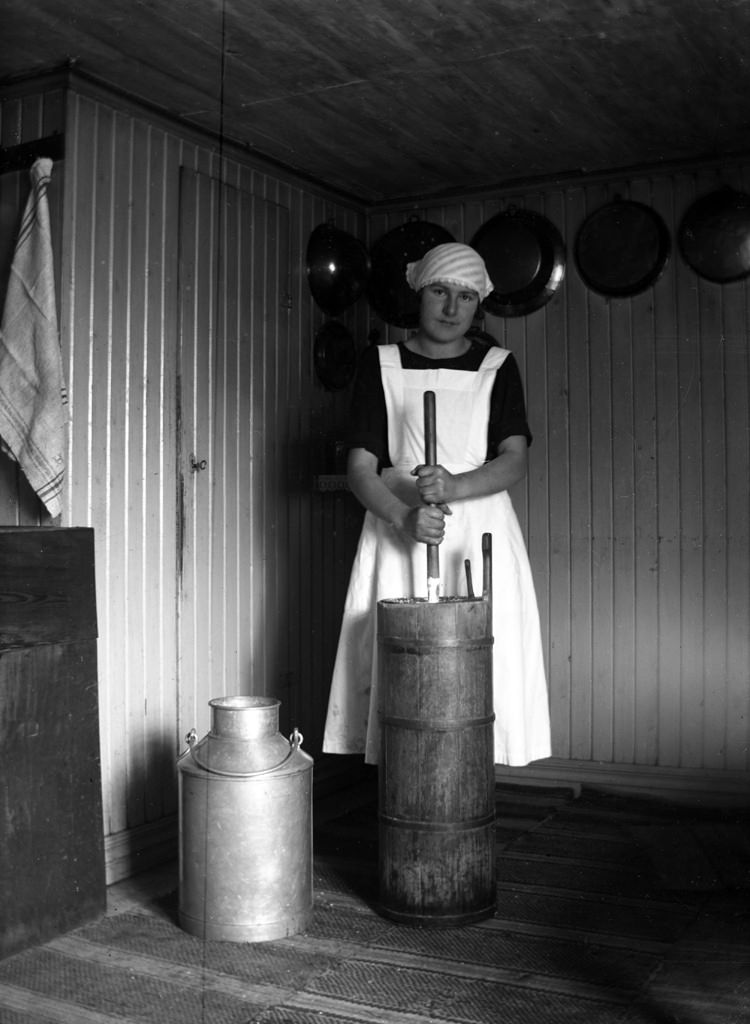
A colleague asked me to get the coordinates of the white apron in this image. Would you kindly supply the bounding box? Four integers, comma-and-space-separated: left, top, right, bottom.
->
323, 344, 551, 766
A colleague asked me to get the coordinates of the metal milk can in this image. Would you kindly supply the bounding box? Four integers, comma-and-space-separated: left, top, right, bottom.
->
177, 695, 313, 942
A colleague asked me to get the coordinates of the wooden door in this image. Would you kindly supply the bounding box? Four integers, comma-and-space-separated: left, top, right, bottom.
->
177, 168, 290, 741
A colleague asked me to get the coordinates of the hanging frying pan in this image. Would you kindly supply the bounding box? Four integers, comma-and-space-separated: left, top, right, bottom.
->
306, 221, 370, 316
575, 198, 670, 297
313, 320, 357, 391
367, 217, 455, 327
470, 207, 566, 317
678, 187, 750, 283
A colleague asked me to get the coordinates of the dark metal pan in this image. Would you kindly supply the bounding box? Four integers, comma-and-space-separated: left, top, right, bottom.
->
313, 320, 357, 391
470, 207, 566, 317
367, 217, 455, 327
306, 221, 369, 316
575, 198, 670, 297
678, 187, 750, 283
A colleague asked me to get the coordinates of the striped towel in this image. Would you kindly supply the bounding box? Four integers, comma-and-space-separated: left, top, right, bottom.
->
0, 157, 67, 518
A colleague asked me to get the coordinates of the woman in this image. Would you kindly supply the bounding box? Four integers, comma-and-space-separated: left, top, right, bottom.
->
323, 242, 551, 767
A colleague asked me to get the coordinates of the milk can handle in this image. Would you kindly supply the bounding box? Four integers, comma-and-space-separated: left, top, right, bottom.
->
184, 726, 304, 777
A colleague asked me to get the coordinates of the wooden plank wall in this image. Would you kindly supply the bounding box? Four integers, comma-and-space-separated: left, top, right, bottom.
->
175, 167, 364, 759
371, 166, 750, 775
0, 79, 367, 858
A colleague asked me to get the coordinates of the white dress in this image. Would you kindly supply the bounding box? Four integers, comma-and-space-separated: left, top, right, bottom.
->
323, 344, 551, 766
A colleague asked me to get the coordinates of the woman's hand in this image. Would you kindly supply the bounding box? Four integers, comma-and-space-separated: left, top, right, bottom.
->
347, 447, 449, 545
411, 464, 455, 507
411, 437, 529, 504
401, 503, 447, 544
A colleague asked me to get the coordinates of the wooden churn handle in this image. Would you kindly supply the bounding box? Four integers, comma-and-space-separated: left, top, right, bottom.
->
423, 391, 440, 603
482, 532, 492, 607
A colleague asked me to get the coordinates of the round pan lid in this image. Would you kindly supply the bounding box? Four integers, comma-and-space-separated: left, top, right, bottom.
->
470, 207, 566, 317
367, 218, 455, 327
678, 186, 750, 283
306, 222, 370, 317
575, 198, 670, 297
314, 320, 357, 391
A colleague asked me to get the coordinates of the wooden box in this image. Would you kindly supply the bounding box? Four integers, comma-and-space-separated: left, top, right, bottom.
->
0, 527, 105, 959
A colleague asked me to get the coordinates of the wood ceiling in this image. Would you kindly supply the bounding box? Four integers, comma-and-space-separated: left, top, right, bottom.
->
3, 0, 750, 205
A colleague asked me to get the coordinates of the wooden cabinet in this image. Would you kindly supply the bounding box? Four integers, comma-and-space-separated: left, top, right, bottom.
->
0, 527, 105, 959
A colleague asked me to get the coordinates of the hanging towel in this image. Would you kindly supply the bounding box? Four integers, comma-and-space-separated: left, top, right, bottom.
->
0, 157, 67, 518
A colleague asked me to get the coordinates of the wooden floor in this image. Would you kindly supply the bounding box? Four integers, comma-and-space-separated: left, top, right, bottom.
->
0, 759, 749, 1024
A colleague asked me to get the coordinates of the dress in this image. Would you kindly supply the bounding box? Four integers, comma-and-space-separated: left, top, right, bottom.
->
322, 342, 551, 766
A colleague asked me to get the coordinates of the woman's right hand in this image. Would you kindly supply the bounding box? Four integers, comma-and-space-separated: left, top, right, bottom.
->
401, 504, 447, 544
347, 448, 451, 545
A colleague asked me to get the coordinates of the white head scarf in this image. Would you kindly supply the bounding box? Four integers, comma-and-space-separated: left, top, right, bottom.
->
405, 242, 494, 300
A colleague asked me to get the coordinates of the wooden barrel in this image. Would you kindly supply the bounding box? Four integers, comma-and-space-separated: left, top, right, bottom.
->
377, 596, 496, 926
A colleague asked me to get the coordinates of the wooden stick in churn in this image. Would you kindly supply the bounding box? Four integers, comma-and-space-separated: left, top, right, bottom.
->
424, 391, 440, 603
482, 532, 492, 606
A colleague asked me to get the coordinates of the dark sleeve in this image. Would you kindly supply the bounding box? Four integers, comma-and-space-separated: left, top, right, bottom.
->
487, 353, 533, 457
344, 345, 390, 467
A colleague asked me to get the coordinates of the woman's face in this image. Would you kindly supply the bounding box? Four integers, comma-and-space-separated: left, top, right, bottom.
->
419, 281, 479, 345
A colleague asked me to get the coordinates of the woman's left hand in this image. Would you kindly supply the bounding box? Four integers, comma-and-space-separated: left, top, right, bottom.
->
412, 464, 455, 508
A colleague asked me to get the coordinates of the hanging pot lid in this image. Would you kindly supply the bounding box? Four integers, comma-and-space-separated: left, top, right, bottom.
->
678, 186, 750, 283
575, 198, 671, 298
314, 320, 357, 391
367, 218, 455, 327
306, 221, 369, 316
470, 207, 566, 317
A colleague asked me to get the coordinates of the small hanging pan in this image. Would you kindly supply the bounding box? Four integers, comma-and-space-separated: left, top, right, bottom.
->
306, 221, 369, 316
313, 320, 357, 391
575, 198, 670, 297
367, 217, 455, 327
678, 186, 750, 283
470, 207, 566, 317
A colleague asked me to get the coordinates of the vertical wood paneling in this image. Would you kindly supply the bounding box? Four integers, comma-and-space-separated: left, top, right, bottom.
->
540, 190, 573, 761
674, 171, 704, 768
653, 172, 683, 767
287, 185, 315, 741
176, 167, 365, 752
559, 186, 586, 760
630, 179, 660, 767
587, 183, 615, 763
61, 93, 182, 837
698, 202, 729, 774
724, 168, 750, 771
175, 165, 214, 749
